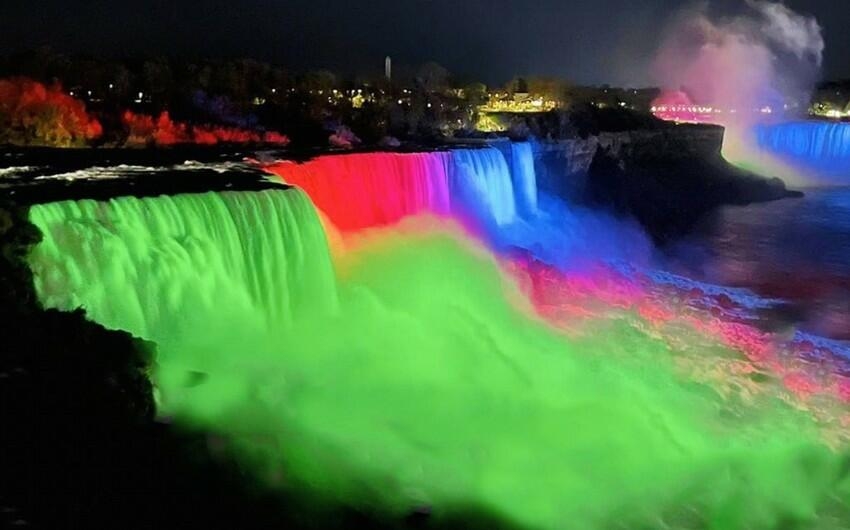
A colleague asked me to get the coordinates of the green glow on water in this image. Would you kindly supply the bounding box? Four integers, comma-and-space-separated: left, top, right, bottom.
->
29, 191, 849, 529
29, 190, 338, 341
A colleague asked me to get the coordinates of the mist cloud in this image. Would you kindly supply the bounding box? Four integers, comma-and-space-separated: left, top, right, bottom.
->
653, 1, 824, 115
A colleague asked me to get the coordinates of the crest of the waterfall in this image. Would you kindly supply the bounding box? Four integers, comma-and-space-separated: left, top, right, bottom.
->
509, 142, 539, 217
450, 147, 518, 227
28, 189, 339, 346
264, 152, 452, 232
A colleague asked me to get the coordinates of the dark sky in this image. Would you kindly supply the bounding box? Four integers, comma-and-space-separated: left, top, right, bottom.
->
1, 0, 848, 86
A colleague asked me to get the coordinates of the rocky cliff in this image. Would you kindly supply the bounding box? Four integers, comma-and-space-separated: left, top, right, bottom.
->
533, 124, 800, 243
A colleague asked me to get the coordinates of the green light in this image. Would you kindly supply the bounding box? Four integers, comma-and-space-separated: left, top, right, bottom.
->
29, 192, 849, 529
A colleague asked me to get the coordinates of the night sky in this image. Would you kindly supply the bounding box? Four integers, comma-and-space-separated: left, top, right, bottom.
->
1, 0, 848, 86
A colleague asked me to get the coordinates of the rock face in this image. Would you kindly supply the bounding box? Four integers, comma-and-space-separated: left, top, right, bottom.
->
533, 124, 801, 243
0, 201, 158, 527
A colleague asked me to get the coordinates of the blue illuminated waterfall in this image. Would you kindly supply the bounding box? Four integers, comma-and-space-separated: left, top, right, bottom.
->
510, 142, 539, 217
450, 147, 518, 226
446, 143, 650, 267
754, 121, 850, 180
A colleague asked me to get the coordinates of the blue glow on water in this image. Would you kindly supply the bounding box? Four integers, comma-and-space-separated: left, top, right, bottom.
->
754, 121, 850, 182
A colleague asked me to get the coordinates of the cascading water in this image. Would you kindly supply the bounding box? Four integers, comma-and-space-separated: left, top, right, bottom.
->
738, 121, 850, 184
263, 145, 540, 248
262, 144, 650, 268
264, 152, 452, 232
509, 142, 538, 217
449, 147, 518, 226
263, 145, 535, 235
266, 147, 526, 234
29, 189, 338, 343
756, 122, 850, 165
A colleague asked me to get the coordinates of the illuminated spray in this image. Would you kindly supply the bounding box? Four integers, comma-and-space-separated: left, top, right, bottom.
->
652, 1, 822, 118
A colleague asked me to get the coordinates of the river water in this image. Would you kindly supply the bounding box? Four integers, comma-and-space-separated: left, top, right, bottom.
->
674, 187, 850, 341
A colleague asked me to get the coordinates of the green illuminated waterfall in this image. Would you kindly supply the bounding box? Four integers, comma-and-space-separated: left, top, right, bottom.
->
29, 189, 338, 346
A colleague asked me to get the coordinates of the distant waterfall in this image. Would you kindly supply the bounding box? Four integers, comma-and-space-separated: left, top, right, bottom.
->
754, 121, 850, 179
29, 189, 338, 343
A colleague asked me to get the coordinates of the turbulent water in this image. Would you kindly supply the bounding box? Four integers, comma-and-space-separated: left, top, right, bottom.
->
23, 143, 850, 529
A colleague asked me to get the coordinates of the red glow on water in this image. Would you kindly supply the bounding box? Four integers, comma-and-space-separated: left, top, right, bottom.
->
263, 153, 452, 232
122, 111, 289, 147
0, 77, 102, 146
509, 254, 850, 408
506, 257, 645, 329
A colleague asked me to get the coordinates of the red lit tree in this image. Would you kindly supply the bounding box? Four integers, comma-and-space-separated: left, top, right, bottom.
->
0, 78, 102, 147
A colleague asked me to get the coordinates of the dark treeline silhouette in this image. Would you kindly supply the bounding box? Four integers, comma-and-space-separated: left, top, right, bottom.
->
0, 49, 490, 147
0, 48, 672, 148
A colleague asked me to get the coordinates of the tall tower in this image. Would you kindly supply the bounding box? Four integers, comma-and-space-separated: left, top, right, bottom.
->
385, 56, 392, 81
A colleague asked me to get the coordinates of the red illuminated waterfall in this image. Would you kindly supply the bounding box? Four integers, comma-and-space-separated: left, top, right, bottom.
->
264, 152, 452, 231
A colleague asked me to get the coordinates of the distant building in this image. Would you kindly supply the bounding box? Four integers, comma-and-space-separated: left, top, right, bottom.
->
385, 56, 392, 81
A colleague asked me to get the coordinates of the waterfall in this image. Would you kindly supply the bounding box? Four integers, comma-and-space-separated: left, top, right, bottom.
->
28, 189, 338, 344
753, 121, 850, 177
263, 146, 535, 232
22, 154, 843, 530
449, 147, 518, 226
509, 142, 538, 217
265, 152, 452, 232
259, 144, 648, 268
